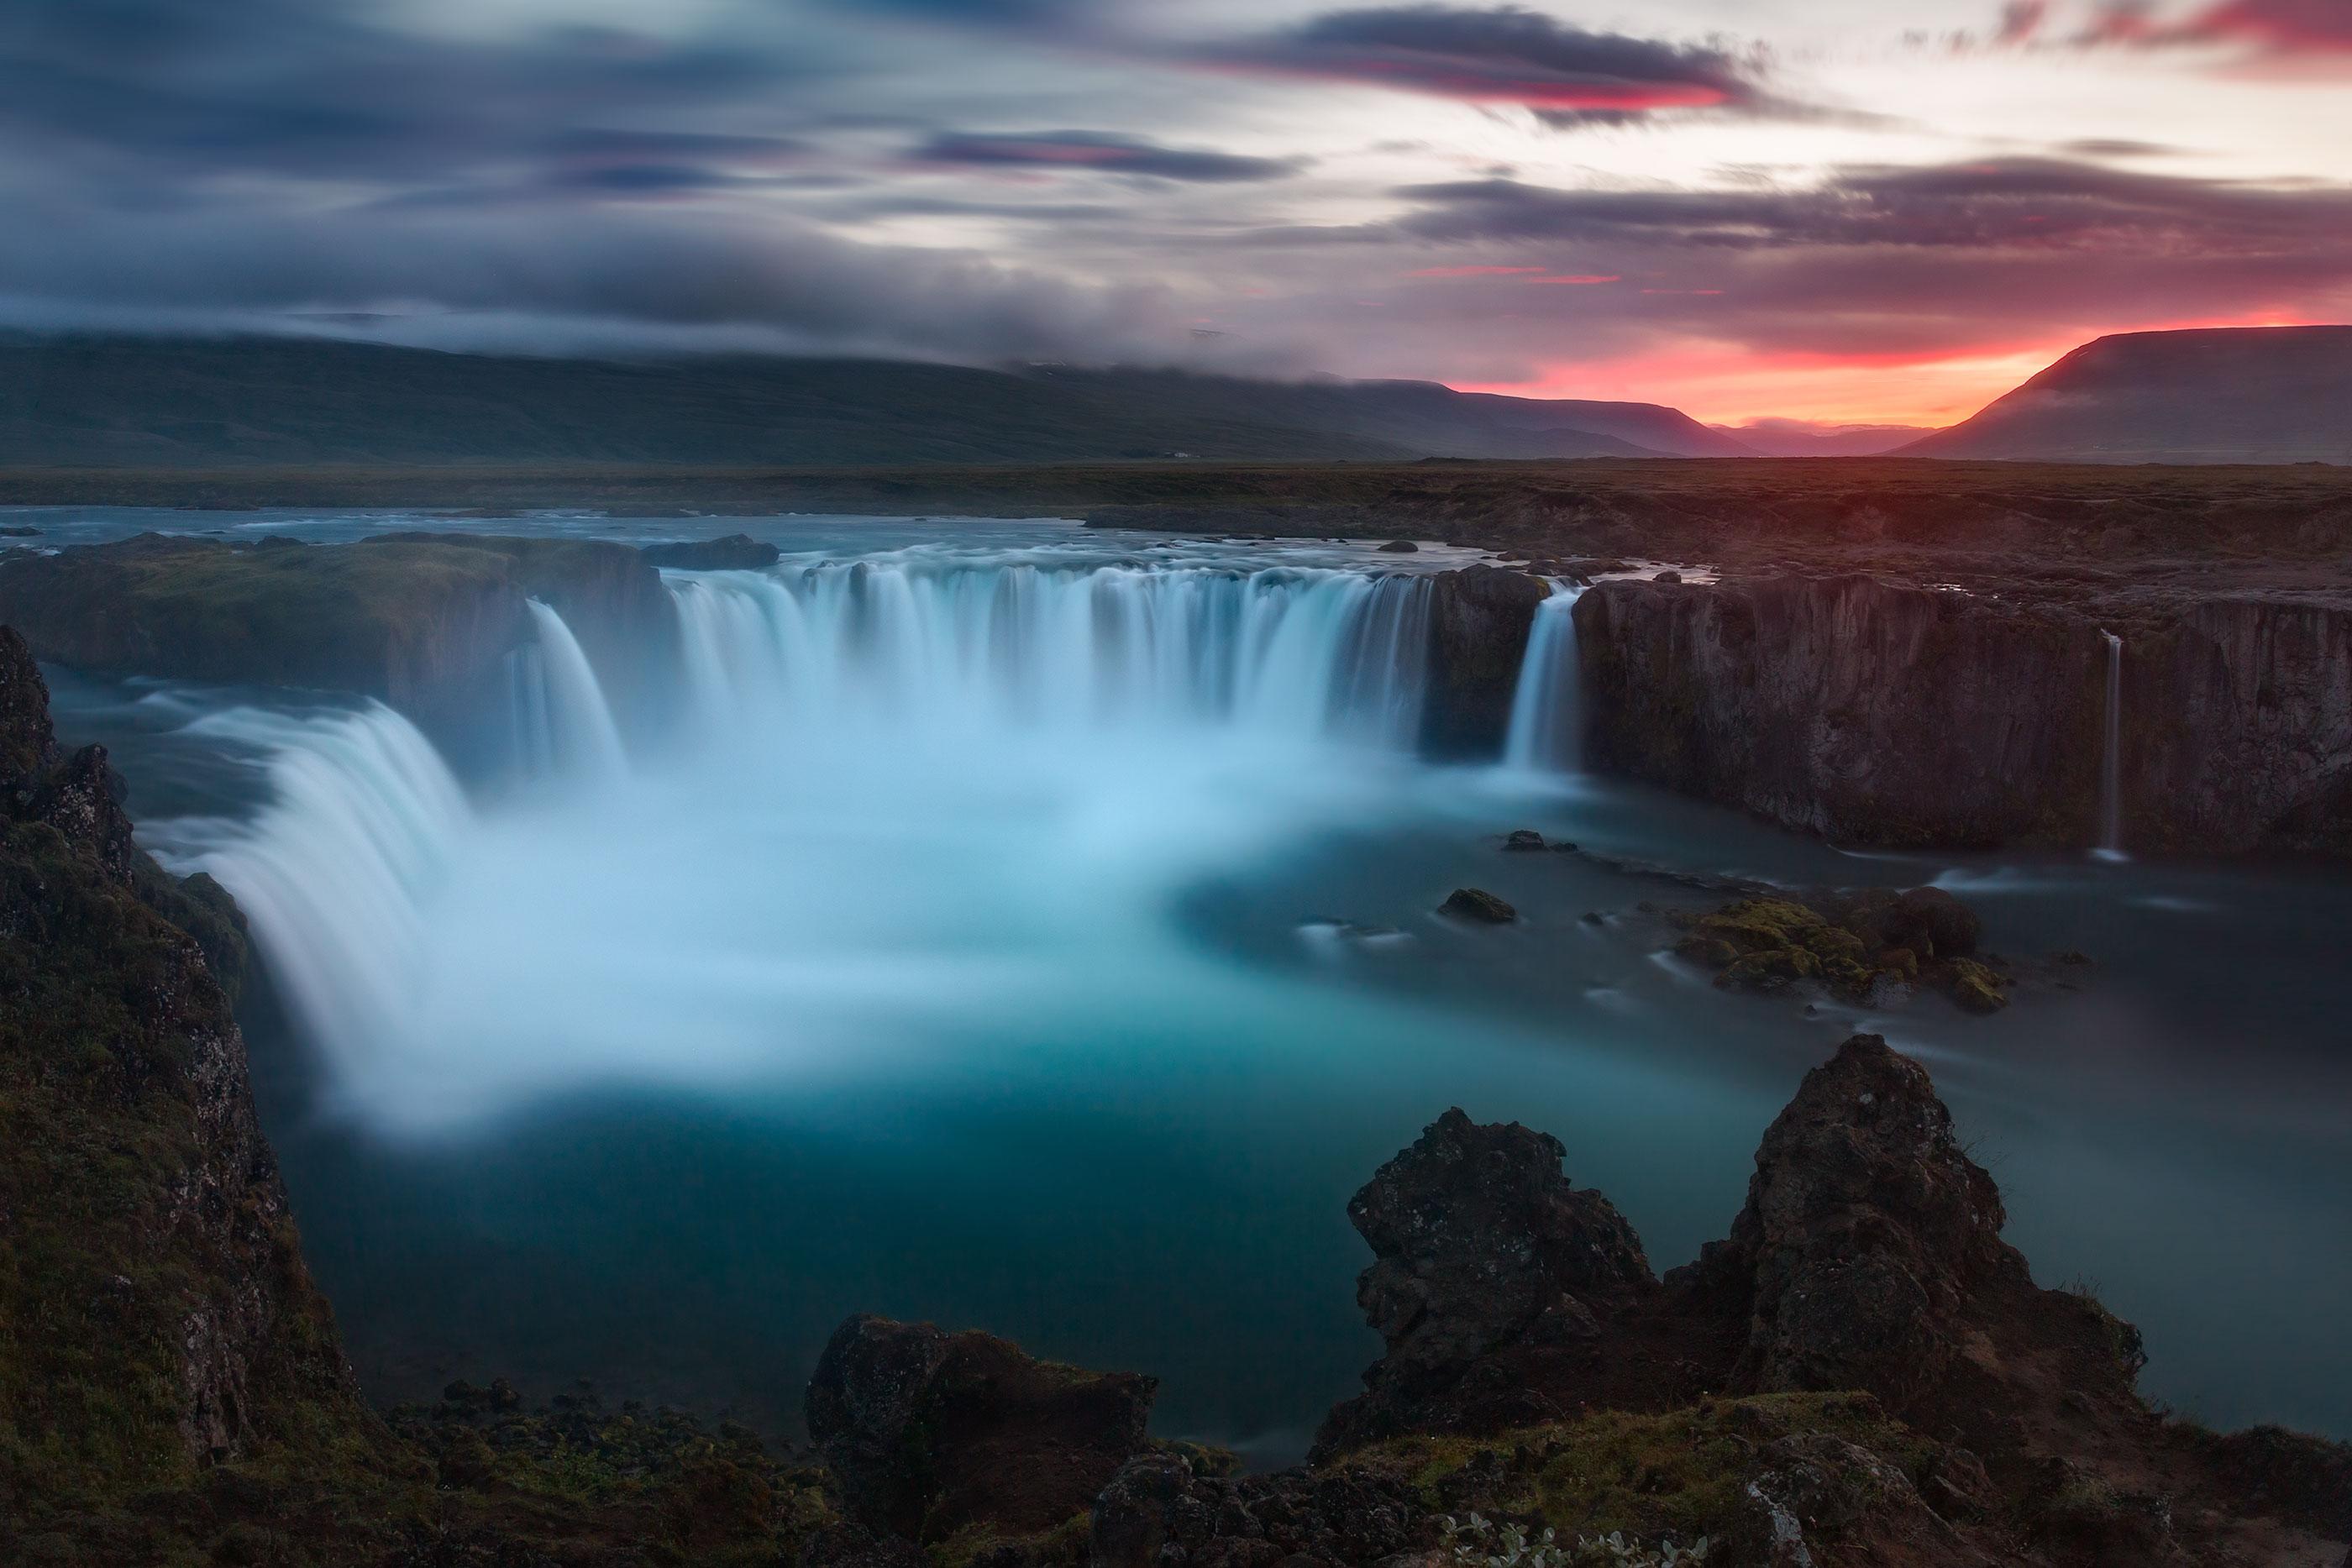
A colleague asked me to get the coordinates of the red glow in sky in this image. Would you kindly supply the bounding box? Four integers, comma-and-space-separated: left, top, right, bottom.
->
1455, 309, 2334, 427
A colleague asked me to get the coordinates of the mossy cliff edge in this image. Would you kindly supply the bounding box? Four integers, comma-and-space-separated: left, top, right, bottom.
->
0, 623, 2344, 1565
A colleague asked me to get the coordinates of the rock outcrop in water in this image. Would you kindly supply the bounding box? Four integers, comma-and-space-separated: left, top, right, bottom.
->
1420, 565, 1548, 758
1565, 573, 2352, 854
0, 532, 676, 757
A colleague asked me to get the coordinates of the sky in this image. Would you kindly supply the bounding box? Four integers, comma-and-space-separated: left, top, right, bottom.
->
5, 0, 2352, 427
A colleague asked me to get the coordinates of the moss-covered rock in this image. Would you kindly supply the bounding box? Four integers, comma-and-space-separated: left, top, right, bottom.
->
1671, 889, 2013, 1014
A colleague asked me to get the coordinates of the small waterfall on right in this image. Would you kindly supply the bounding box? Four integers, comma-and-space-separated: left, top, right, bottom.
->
2097, 629, 2126, 858
1503, 584, 1585, 774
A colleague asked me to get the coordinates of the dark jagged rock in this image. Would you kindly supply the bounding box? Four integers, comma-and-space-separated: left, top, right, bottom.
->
806, 1314, 1156, 1544
1312, 1108, 1654, 1458
1313, 1036, 2345, 1563
0, 626, 381, 1499
1501, 828, 1548, 852
640, 532, 783, 570
1440, 887, 1517, 923
1676, 1036, 2028, 1411
1420, 565, 1546, 758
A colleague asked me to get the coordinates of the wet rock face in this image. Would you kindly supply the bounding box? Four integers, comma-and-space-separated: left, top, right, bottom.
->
1420, 565, 1546, 758
1573, 572, 2352, 854
640, 532, 782, 570
805, 1314, 1157, 1544
2131, 599, 2352, 854
1577, 574, 2108, 848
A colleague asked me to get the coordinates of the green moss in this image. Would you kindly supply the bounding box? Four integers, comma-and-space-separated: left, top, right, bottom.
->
1341, 1392, 1937, 1544
928, 1510, 1091, 1568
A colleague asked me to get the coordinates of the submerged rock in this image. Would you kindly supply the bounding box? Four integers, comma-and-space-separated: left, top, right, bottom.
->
1377, 538, 1420, 553
1440, 886, 1518, 923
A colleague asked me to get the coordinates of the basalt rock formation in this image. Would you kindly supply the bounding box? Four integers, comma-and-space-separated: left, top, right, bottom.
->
1575, 574, 2108, 848
1529, 572, 2352, 855
0, 531, 676, 758
1420, 564, 1549, 758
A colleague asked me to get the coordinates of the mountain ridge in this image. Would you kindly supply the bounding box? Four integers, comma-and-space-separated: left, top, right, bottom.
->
0, 333, 1749, 467
1903, 325, 2352, 463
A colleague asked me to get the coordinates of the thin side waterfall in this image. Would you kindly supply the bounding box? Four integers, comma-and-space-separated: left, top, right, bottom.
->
526, 599, 628, 779
2097, 629, 2125, 857
1503, 584, 1584, 774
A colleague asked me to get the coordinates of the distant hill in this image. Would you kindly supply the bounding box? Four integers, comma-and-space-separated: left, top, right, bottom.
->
1902, 326, 2352, 463
0, 333, 1746, 467
1713, 419, 1934, 458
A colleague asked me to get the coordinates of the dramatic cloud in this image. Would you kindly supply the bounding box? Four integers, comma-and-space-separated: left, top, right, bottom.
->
1201, 6, 1770, 125
911, 131, 1301, 181
0, 0, 2347, 421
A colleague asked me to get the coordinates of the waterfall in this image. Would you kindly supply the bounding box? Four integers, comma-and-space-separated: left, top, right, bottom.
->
2097, 630, 2125, 857
169, 553, 1449, 1129
181, 703, 475, 1086
659, 562, 1435, 751
1503, 584, 1584, 774
526, 599, 628, 779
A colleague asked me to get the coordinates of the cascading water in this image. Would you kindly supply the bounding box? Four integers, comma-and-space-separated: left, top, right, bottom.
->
661, 560, 1434, 748
526, 599, 628, 779
1502, 584, 1584, 774
2097, 630, 2125, 858
183, 558, 1446, 1127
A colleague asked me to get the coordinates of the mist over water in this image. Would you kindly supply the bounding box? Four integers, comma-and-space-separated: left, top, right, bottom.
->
38, 513, 2352, 1458
181, 554, 1446, 1129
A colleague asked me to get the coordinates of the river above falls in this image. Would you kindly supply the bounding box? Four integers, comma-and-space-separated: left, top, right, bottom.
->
28, 507, 2352, 1465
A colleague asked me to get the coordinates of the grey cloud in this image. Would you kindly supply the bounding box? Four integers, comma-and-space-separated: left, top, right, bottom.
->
1196, 5, 1773, 125
911, 131, 1303, 182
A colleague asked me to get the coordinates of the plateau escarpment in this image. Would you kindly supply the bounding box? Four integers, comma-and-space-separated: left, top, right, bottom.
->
0, 532, 679, 757
1563, 574, 2352, 854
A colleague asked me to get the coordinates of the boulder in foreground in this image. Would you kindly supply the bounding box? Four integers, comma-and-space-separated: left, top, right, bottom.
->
806, 1314, 1157, 1544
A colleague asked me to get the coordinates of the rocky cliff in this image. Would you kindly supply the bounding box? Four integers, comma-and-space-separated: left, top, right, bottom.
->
1540, 574, 2352, 854
0, 626, 382, 1514
1420, 565, 1548, 758
0, 532, 677, 759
